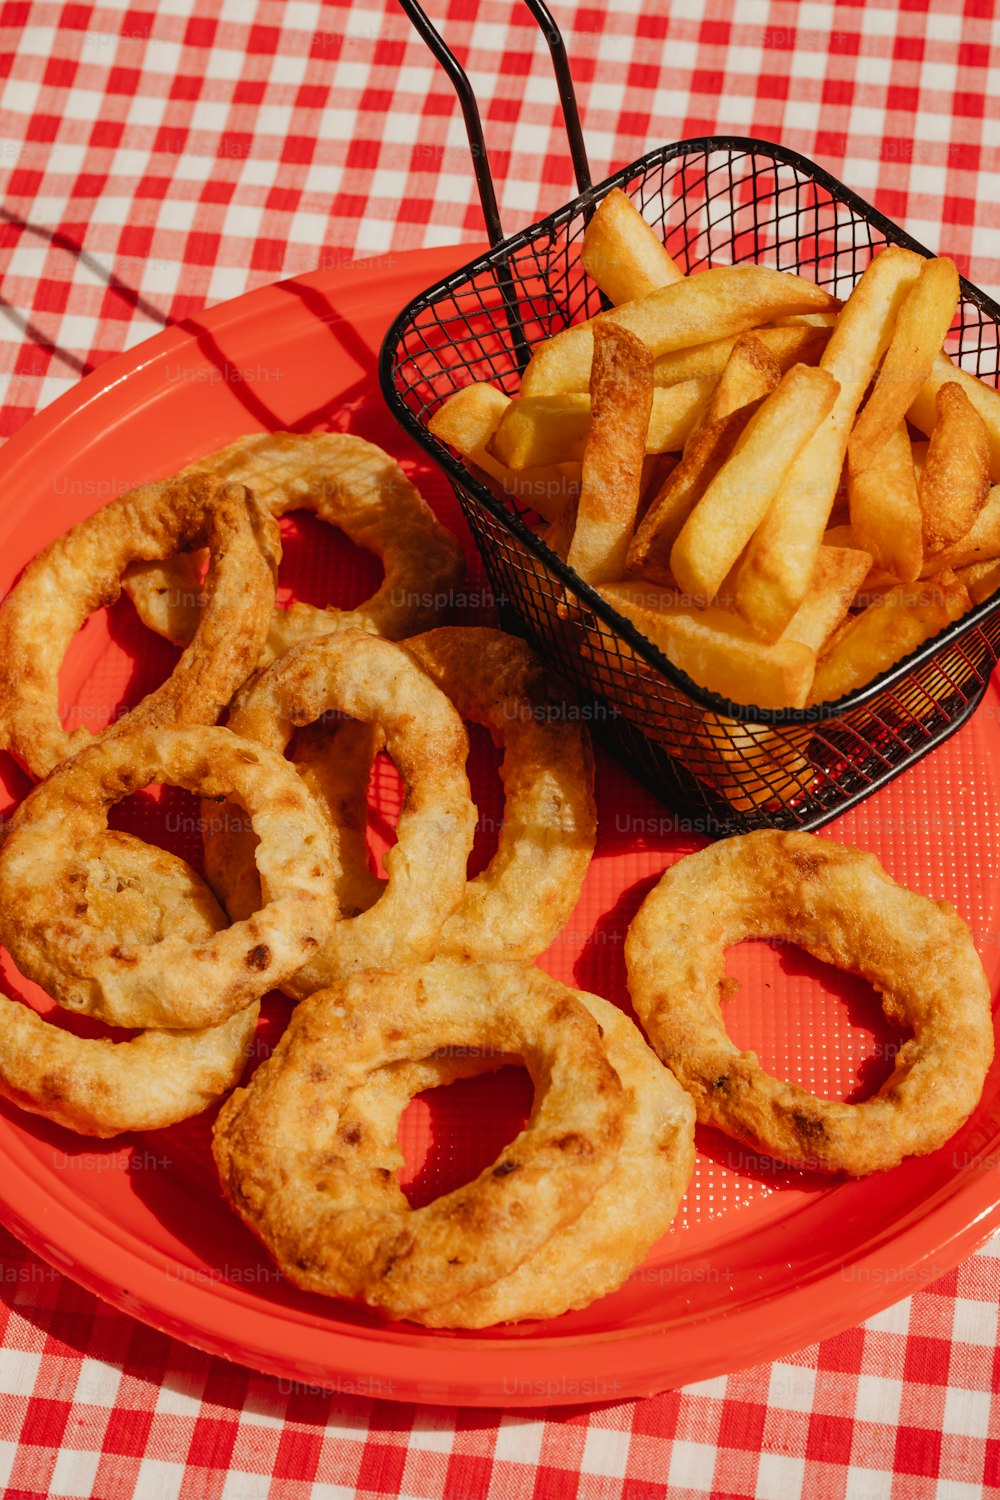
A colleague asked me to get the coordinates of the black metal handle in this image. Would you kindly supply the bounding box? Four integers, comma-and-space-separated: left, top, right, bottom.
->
395, 0, 592, 245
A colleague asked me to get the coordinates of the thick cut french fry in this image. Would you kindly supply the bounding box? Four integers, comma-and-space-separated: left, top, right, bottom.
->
919, 382, 991, 552
580, 187, 684, 305
733, 245, 925, 642
519, 265, 838, 396
653, 324, 830, 387
677, 713, 816, 811
848, 257, 960, 475
856, 487, 1000, 596
428, 383, 577, 521
626, 400, 765, 585
909, 351, 1000, 481
781, 545, 874, 653
566, 325, 653, 584
597, 582, 816, 709
489, 381, 709, 468
808, 570, 971, 705
848, 422, 923, 582
671, 364, 839, 601
683, 333, 781, 452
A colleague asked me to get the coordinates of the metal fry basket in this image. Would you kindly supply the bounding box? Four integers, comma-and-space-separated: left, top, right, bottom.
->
379, 0, 1000, 836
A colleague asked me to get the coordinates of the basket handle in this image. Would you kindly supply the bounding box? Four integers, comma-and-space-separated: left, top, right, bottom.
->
395, 0, 592, 246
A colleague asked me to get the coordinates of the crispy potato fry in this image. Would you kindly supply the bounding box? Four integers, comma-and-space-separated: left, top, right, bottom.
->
520, 266, 838, 396
677, 713, 816, 811
566, 325, 653, 584
539, 493, 578, 560
734, 245, 925, 641
919, 382, 991, 552
909, 351, 1000, 481
781, 545, 873, 653
429, 382, 577, 521
580, 187, 684, 304
626, 400, 765, 585
671, 364, 839, 600
848, 422, 923, 582
653, 324, 829, 387
808, 570, 971, 705
683, 333, 781, 453
848, 257, 960, 475
859, 484, 1000, 594
596, 582, 816, 709
956, 558, 1000, 604
489, 381, 709, 468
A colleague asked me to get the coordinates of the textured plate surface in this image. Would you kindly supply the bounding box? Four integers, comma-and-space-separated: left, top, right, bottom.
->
0, 247, 998, 1407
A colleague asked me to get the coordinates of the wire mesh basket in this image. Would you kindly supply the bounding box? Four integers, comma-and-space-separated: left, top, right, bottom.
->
379, 4, 1000, 836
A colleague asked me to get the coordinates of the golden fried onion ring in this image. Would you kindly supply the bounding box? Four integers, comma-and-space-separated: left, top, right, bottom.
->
0, 475, 280, 779
403, 629, 597, 959
0, 833, 258, 1137
204, 631, 476, 998
625, 831, 995, 1175
122, 432, 466, 662
213, 962, 626, 1320
346, 989, 695, 1326
0, 726, 338, 1029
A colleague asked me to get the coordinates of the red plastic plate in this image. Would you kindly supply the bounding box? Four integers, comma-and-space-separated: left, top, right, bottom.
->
0, 246, 998, 1408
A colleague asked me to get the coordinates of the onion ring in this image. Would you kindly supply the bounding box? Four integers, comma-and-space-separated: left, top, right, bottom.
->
0, 725, 338, 1029
346, 990, 695, 1326
396, 628, 597, 959
121, 432, 466, 661
625, 831, 995, 1175
0, 832, 258, 1137
212, 962, 626, 1319
0, 474, 280, 778
203, 631, 476, 997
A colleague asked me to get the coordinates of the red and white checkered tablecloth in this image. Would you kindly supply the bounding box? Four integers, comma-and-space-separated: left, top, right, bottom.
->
1, 1, 999, 1496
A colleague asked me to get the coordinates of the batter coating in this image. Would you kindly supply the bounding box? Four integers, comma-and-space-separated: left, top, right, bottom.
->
625, 831, 994, 1175
122, 431, 465, 661
213, 962, 626, 1320
0, 475, 279, 778
0, 833, 257, 1137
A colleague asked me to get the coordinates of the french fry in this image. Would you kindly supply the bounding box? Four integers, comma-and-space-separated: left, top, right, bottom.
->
580, 187, 684, 305
848, 256, 960, 474
848, 422, 923, 582
733, 245, 925, 642
566, 325, 653, 584
489, 380, 709, 468
956, 558, 1000, 605
678, 713, 816, 811
808, 570, 971, 705
519, 265, 838, 396
918, 382, 991, 552
909, 351, 1000, 481
540, 493, 578, 560
684, 332, 781, 451
856, 488, 1000, 596
428, 383, 577, 522
671, 364, 839, 601
652, 324, 829, 388
781, 545, 873, 653
597, 582, 816, 709
626, 400, 765, 585
911, 439, 929, 480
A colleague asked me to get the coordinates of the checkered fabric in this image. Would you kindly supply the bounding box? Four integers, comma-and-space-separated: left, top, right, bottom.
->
1, 1, 999, 1496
